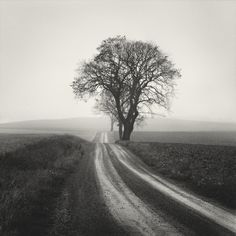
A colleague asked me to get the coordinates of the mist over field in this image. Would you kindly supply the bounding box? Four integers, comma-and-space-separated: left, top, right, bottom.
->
1, 117, 236, 132
1, 117, 236, 147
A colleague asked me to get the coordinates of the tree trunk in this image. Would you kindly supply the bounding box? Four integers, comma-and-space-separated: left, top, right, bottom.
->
118, 121, 123, 140
122, 123, 133, 140
110, 118, 114, 131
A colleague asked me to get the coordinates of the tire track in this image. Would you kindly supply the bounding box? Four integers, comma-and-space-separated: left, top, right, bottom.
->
95, 132, 236, 235
94, 135, 182, 235
109, 143, 236, 235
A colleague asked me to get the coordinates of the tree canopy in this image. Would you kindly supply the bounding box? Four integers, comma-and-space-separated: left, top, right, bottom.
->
72, 36, 181, 140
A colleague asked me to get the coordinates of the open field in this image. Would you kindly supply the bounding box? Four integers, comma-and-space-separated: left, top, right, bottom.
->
1, 131, 236, 235
128, 131, 236, 146
119, 141, 236, 210
0, 134, 86, 235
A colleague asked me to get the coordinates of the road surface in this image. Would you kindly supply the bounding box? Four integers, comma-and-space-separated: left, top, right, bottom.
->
94, 132, 236, 235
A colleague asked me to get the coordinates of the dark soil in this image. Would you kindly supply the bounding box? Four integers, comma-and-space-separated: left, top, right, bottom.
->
119, 141, 236, 209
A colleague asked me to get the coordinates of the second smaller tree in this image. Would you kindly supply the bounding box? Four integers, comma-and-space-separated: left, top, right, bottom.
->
94, 91, 123, 139
94, 91, 145, 139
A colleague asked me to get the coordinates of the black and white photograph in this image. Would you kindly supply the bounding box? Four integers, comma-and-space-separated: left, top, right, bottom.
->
0, 0, 236, 235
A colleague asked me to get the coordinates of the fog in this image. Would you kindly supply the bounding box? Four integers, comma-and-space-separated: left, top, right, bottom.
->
1, 0, 236, 123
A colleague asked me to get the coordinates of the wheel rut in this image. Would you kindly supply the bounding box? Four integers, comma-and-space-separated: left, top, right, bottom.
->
94, 132, 182, 236
94, 132, 236, 236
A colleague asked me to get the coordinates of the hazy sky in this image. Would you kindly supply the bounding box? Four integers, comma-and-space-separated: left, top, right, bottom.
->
1, 0, 236, 123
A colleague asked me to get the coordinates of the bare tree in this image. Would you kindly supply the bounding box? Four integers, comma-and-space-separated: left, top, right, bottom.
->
72, 36, 180, 140
94, 100, 116, 132
94, 91, 118, 132
94, 90, 145, 139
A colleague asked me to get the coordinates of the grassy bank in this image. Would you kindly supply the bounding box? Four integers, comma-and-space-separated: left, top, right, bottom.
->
0, 135, 87, 236
0, 133, 53, 154
119, 141, 236, 209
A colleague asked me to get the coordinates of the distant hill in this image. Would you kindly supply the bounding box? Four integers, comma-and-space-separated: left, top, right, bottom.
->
0, 117, 236, 132
0, 117, 110, 132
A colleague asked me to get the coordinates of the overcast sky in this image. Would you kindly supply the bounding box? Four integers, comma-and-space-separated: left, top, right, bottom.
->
0, 0, 236, 123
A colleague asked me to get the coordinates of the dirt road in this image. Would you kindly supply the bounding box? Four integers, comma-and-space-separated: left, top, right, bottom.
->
94, 132, 236, 235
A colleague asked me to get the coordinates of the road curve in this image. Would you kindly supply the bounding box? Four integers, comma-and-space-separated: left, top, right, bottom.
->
95, 142, 182, 235
94, 132, 236, 235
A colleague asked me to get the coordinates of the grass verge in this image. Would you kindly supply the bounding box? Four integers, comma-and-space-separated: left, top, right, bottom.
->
0, 135, 86, 236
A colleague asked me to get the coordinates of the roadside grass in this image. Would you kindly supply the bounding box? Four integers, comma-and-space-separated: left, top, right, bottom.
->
53, 143, 128, 236
0, 135, 87, 236
0, 133, 53, 154
119, 141, 236, 209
